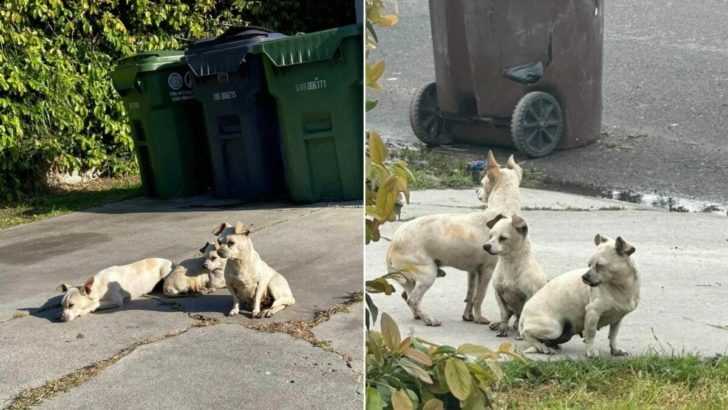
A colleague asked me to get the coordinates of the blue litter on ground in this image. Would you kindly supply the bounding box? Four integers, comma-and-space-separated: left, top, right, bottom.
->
467, 160, 488, 171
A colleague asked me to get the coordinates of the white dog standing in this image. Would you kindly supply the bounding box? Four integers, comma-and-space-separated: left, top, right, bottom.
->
482, 214, 547, 339
214, 222, 295, 318
519, 235, 639, 357
58, 258, 173, 322
386, 151, 523, 326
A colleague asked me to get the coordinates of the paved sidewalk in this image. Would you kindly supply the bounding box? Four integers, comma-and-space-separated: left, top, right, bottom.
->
366, 188, 728, 358
0, 196, 363, 409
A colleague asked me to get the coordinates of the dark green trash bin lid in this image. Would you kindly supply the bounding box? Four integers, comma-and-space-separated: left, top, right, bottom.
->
253, 24, 362, 67
110, 50, 186, 93
183, 26, 286, 77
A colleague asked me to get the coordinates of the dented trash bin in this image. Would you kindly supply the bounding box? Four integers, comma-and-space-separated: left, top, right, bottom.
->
110, 51, 211, 199
411, 0, 604, 157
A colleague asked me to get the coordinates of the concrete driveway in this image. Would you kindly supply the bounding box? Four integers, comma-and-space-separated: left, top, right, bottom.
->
0, 196, 363, 409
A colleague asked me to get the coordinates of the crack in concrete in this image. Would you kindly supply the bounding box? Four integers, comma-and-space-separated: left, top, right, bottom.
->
3, 313, 218, 410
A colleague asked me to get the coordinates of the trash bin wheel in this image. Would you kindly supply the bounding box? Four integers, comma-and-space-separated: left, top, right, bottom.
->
410, 82, 445, 146
511, 91, 563, 158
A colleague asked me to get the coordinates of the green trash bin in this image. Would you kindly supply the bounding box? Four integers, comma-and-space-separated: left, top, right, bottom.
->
255, 24, 364, 203
110, 51, 211, 199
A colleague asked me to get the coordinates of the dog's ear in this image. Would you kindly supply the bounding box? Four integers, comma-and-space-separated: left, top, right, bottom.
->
486, 150, 500, 171
234, 221, 251, 236
615, 236, 636, 256
594, 234, 608, 246
212, 223, 228, 236
511, 215, 528, 236
486, 213, 505, 229
82, 277, 94, 295
198, 242, 210, 254
506, 155, 523, 180
57, 283, 72, 293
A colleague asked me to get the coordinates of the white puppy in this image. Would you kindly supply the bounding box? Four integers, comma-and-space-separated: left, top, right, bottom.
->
482, 214, 547, 339
386, 151, 522, 326
519, 235, 639, 357
214, 222, 295, 318
163, 242, 227, 296
58, 258, 173, 322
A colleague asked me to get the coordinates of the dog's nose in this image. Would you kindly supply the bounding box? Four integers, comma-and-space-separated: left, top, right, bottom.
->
483, 244, 491, 252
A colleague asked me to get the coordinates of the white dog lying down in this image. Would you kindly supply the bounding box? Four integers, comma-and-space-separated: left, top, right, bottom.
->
519, 235, 639, 357
58, 258, 173, 322
163, 242, 227, 296
386, 151, 523, 326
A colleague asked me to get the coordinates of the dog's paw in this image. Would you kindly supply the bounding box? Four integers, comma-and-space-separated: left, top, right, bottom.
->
423, 317, 441, 327
252, 309, 262, 318
488, 321, 501, 331
462, 313, 474, 322
586, 348, 600, 358
227, 308, 239, 317
473, 316, 490, 325
262, 309, 275, 318
610, 347, 629, 357
514, 332, 523, 341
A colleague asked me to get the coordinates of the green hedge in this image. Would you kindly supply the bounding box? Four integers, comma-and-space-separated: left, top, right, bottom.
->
0, 0, 354, 201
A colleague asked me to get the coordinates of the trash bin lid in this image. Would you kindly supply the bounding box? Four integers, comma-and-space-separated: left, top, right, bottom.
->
111, 50, 185, 93
183, 26, 286, 77
253, 24, 362, 67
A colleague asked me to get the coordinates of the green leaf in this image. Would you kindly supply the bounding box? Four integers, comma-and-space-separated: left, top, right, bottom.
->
365, 292, 379, 328
366, 99, 379, 111
368, 130, 388, 164
444, 358, 473, 401
423, 398, 445, 410
380, 312, 401, 350
391, 389, 413, 410
457, 343, 495, 358
366, 387, 383, 410
399, 357, 433, 384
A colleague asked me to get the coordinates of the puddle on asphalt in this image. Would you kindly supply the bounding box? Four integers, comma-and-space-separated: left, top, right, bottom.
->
529, 180, 728, 216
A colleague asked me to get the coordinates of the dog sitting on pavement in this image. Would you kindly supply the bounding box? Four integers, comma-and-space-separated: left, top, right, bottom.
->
386, 151, 523, 326
163, 242, 227, 296
57, 258, 173, 322
519, 234, 639, 357
482, 214, 547, 339
214, 222, 295, 318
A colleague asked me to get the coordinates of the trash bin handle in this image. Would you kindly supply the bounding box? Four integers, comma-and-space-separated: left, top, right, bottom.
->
220, 25, 275, 39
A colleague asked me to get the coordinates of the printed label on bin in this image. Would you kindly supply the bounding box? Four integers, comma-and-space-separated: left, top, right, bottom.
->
212, 91, 237, 101
295, 78, 327, 93
168, 71, 194, 102
127, 101, 141, 110
168, 73, 184, 91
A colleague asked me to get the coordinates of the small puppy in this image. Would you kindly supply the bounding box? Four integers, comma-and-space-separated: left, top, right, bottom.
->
482, 214, 547, 339
163, 242, 227, 296
58, 258, 173, 322
519, 235, 639, 357
214, 222, 295, 318
386, 150, 522, 326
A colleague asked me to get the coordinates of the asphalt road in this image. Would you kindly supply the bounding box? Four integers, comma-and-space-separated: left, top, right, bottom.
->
369, 0, 728, 203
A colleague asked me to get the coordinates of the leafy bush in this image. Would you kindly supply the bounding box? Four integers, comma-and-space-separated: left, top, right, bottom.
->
0, 0, 353, 201
367, 312, 521, 409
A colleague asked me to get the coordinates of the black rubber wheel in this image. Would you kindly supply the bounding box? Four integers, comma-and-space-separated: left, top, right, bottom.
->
409, 82, 444, 146
511, 91, 563, 158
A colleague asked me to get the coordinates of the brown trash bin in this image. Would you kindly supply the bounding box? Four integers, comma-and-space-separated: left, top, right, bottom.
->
410, 0, 604, 157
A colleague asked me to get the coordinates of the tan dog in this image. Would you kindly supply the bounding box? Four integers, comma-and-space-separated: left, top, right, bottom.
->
58, 258, 173, 322
482, 214, 547, 339
386, 151, 523, 326
519, 235, 639, 357
163, 242, 228, 296
214, 222, 295, 318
